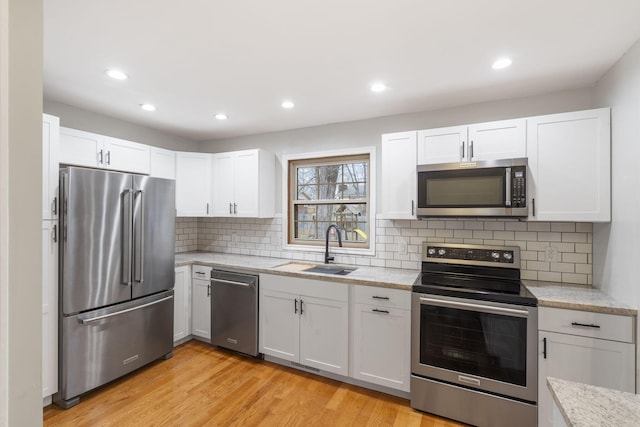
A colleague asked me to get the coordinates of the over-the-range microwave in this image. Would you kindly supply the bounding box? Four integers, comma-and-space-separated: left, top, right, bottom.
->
416, 158, 528, 218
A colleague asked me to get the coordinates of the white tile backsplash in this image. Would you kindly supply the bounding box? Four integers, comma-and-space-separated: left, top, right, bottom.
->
175, 216, 593, 285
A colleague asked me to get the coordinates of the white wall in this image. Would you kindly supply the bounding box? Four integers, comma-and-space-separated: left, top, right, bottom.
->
44, 99, 200, 152
0, 0, 43, 425
199, 87, 594, 212
592, 39, 640, 389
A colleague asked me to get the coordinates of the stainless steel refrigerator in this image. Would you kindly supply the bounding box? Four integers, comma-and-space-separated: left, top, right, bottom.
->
55, 167, 175, 408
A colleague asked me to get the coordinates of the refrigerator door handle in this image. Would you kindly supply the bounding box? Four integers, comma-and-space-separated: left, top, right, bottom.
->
122, 189, 134, 285
79, 295, 173, 324
133, 189, 145, 284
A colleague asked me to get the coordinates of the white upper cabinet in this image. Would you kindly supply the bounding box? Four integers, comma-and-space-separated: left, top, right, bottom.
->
175, 152, 212, 217
417, 125, 467, 164
417, 119, 525, 164
211, 149, 275, 218
42, 114, 60, 220
380, 131, 417, 219
467, 119, 526, 161
527, 108, 611, 222
103, 136, 150, 175
150, 147, 177, 180
59, 127, 150, 174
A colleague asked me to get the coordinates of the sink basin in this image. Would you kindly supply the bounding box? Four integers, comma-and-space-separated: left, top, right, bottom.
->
303, 265, 357, 275
273, 262, 357, 276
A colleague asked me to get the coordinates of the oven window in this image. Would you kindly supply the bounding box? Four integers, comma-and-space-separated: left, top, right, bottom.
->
420, 304, 527, 386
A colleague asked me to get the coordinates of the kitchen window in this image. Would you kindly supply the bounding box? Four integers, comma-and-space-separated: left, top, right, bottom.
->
286, 150, 374, 251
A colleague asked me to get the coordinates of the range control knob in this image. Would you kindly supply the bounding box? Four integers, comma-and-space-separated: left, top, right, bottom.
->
503, 252, 513, 260
427, 248, 436, 256
438, 249, 446, 256
491, 251, 500, 259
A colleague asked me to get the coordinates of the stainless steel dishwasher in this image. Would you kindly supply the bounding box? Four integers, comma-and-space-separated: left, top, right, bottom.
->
210, 269, 259, 357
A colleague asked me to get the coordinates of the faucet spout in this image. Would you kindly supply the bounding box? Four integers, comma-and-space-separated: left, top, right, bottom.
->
324, 224, 342, 264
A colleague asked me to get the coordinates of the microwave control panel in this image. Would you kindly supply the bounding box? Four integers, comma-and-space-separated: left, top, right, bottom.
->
510, 166, 526, 207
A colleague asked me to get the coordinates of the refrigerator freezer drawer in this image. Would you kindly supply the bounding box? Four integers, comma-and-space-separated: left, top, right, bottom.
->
57, 291, 174, 406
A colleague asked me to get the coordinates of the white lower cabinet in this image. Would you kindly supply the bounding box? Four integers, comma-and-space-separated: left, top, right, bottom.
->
173, 266, 191, 344
259, 274, 349, 376
351, 285, 411, 392
191, 265, 212, 340
42, 220, 58, 399
538, 307, 635, 427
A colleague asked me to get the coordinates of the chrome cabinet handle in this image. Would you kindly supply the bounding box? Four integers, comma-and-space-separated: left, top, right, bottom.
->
372, 308, 389, 314
206, 202, 209, 215
532, 198, 536, 217
460, 141, 465, 160
207, 284, 210, 297
52, 197, 57, 215
294, 298, 298, 314
106, 151, 111, 165
372, 296, 389, 300
52, 224, 57, 243
98, 149, 104, 165
233, 203, 237, 215
411, 200, 414, 216
300, 299, 304, 314
229, 203, 233, 215
469, 140, 474, 159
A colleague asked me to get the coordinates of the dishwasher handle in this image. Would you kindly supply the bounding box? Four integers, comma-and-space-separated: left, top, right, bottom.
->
211, 278, 253, 287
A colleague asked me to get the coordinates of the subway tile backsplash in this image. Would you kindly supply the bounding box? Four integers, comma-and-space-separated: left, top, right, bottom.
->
175, 216, 593, 286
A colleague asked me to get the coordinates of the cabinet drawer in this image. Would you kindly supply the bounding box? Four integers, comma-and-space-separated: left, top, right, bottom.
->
539, 307, 634, 343
353, 285, 410, 309
192, 265, 212, 280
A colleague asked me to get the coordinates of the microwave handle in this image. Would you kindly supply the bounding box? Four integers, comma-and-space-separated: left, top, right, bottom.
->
505, 168, 511, 206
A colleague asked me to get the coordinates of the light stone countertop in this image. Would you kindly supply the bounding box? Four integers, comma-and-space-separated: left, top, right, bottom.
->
547, 377, 640, 427
175, 252, 420, 290
524, 280, 637, 316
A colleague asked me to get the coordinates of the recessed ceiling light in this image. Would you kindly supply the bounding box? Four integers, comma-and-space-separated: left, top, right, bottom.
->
281, 100, 295, 109
140, 103, 156, 112
492, 58, 512, 70
106, 69, 128, 80
370, 82, 387, 92
215, 113, 228, 120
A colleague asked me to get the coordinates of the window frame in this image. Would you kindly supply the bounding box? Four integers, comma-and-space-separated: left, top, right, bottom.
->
282, 147, 377, 256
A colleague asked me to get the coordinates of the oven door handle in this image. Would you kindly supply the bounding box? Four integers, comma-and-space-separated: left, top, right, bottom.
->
419, 296, 530, 318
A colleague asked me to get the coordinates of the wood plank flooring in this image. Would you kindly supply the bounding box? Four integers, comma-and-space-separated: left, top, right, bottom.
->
44, 340, 467, 426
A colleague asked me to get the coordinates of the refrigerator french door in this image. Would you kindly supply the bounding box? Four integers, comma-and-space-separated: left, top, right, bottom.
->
56, 167, 175, 408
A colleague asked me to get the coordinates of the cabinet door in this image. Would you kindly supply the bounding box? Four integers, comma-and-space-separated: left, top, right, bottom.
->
537, 331, 635, 427
234, 150, 260, 217
527, 108, 610, 222
173, 266, 191, 343
299, 295, 348, 376
59, 127, 102, 168
211, 152, 235, 216
467, 118, 526, 161
103, 136, 150, 175
42, 114, 60, 220
191, 279, 211, 340
150, 147, 176, 180
380, 131, 417, 219
352, 304, 410, 392
175, 152, 212, 216
42, 221, 58, 398
417, 125, 467, 164
260, 289, 299, 362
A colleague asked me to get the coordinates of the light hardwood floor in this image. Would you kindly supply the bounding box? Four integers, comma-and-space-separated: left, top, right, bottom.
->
44, 340, 466, 426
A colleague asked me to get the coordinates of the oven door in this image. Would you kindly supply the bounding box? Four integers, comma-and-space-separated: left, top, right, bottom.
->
411, 292, 537, 403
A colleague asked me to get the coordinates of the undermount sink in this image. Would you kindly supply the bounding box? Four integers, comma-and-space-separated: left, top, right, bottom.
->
304, 265, 357, 275
273, 262, 357, 276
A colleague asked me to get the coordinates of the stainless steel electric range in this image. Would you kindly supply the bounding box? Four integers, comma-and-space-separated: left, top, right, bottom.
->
411, 243, 538, 427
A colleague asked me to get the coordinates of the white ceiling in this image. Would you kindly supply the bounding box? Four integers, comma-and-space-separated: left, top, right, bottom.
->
44, 0, 640, 142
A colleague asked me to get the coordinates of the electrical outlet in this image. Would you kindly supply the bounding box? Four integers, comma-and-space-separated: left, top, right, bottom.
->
545, 246, 558, 262
398, 240, 408, 255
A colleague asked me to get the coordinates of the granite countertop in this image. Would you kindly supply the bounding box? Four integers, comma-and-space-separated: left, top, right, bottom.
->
525, 280, 637, 316
547, 377, 640, 427
175, 252, 420, 290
